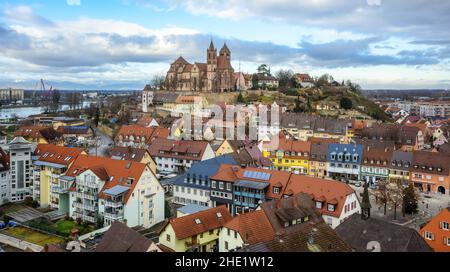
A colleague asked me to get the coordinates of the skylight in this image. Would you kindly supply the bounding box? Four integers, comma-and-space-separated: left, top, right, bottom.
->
195, 218, 201, 224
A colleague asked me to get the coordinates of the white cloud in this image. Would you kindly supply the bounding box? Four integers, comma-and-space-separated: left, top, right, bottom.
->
67, 0, 81, 6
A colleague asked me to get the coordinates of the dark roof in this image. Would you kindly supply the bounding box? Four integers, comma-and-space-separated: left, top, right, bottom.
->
335, 214, 432, 252
109, 146, 148, 162
260, 193, 323, 235
0, 147, 10, 172
389, 150, 413, 170
239, 221, 351, 252
95, 221, 153, 252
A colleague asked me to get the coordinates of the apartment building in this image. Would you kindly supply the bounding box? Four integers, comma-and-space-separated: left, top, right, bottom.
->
410, 151, 450, 194
393, 101, 450, 118
357, 124, 424, 151
65, 155, 164, 228
360, 147, 393, 185
33, 144, 86, 211
108, 146, 157, 174
148, 138, 215, 174
8, 137, 35, 202
388, 151, 413, 183
327, 143, 363, 182
262, 134, 311, 175
14, 125, 63, 145
0, 148, 10, 205
309, 140, 336, 178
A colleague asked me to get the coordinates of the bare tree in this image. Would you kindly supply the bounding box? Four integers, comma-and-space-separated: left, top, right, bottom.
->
387, 180, 404, 220
150, 74, 166, 90
372, 180, 389, 215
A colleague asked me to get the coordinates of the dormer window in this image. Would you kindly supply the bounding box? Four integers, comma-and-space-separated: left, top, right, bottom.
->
331, 153, 336, 160
109, 176, 114, 182
216, 212, 222, 218
429, 167, 433, 171
327, 204, 335, 212
437, 167, 443, 172
338, 153, 343, 161
273, 187, 280, 194
284, 222, 289, 228
414, 165, 419, 169
392, 161, 396, 166
345, 154, 350, 162
195, 218, 201, 224
353, 154, 358, 162
316, 201, 323, 209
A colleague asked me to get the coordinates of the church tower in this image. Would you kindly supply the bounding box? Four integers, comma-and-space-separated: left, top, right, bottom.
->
207, 40, 217, 92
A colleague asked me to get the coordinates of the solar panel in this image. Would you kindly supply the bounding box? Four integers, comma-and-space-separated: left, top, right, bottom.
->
243, 170, 271, 181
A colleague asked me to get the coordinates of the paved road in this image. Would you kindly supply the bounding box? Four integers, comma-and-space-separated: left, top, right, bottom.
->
350, 184, 450, 229
89, 127, 114, 157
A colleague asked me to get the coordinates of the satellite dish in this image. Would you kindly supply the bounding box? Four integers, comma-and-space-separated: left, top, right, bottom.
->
366, 241, 381, 252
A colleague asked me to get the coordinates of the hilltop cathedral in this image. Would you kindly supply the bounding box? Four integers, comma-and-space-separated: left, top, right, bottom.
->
165, 41, 235, 92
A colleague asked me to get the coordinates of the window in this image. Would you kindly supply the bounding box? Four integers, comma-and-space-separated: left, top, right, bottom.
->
226, 183, 231, 191
166, 234, 171, 242
225, 241, 229, 250
273, 187, 280, 194
234, 231, 238, 239
316, 201, 323, 209
227, 229, 231, 236
211, 181, 216, 188
195, 218, 201, 224
424, 231, 434, 240
219, 182, 224, 190
328, 204, 335, 212
441, 222, 449, 230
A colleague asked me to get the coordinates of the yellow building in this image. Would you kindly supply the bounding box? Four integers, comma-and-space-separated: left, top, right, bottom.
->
159, 206, 232, 252
15, 125, 64, 146
34, 144, 86, 211
262, 135, 311, 175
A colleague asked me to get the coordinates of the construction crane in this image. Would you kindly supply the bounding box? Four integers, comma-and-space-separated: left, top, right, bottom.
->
32, 79, 53, 102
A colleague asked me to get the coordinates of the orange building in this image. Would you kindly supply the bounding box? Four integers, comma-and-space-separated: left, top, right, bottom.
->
419, 208, 450, 252
410, 151, 450, 194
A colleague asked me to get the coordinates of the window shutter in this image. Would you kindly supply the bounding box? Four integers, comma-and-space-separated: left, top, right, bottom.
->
432, 233, 435, 241
444, 237, 447, 245
439, 221, 442, 229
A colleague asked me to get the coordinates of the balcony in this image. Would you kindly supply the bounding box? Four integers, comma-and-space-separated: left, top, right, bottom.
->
234, 191, 265, 199
104, 211, 124, 220
83, 215, 96, 223
77, 179, 97, 188
105, 200, 123, 208
73, 191, 97, 201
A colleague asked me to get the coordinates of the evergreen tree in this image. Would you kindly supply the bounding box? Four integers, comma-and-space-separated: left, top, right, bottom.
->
237, 92, 245, 103
94, 107, 100, 127
361, 182, 371, 219
403, 183, 418, 215
340, 97, 353, 110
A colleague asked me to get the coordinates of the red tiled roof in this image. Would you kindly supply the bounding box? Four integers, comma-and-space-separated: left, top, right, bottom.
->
285, 175, 355, 218
224, 210, 275, 245
169, 206, 232, 239
0, 147, 9, 172
66, 155, 147, 203
34, 144, 85, 166
15, 125, 62, 142
148, 138, 210, 161
115, 125, 169, 145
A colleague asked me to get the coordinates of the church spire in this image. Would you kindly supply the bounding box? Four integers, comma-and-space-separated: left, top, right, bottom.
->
209, 38, 215, 50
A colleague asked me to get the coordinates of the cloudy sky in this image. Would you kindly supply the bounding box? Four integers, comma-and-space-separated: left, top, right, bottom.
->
0, 0, 449, 90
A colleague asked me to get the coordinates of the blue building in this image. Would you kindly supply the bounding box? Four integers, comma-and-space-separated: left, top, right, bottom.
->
172, 154, 238, 207
326, 143, 363, 182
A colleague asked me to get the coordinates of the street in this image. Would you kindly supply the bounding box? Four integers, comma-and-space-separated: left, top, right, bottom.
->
88, 127, 114, 157
350, 184, 450, 230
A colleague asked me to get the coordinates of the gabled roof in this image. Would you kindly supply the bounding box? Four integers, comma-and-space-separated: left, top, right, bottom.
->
224, 210, 275, 245
412, 151, 450, 175
284, 175, 355, 218
34, 144, 84, 167
15, 125, 62, 143
169, 206, 232, 239
148, 138, 210, 161
66, 155, 147, 203
108, 146, 149, 163
115, 125, 169, 145
239, 221, 351, 252
95, 221, 154, 252
335, 214, 432, 252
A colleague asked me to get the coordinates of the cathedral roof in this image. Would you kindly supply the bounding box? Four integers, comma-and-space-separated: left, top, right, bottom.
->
220, 43, 230, 54
217, 55, 232, 70
172, 56, 190, 65
209, 40, 215, 50
195, 62, 207, 72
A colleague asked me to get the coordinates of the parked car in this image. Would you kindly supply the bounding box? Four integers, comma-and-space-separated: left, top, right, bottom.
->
0, 221, 6, 229
354, 182, 362, 187
7, 221, 18, 228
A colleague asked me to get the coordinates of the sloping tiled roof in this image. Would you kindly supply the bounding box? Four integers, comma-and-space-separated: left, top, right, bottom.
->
284, 175, 355, 218
169, 206, 232, 239
66, 155, 147, 203
15, 125, 62, 142
34, 144, 84, 166
115, 125, 169, 145
148, 138, 210, 161
108, 147, 148, 163
335, 214, 432, 252
95, 221, 153, 252
224, 210, 275, 245
362, 147, 393, 167
239, 221, 352, 252
412, 151, 450, 175
0, 147, 9, 172
56, 126, 91, 135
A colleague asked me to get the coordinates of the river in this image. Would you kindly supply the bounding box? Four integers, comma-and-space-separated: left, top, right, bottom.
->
0, 101, 95, 119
